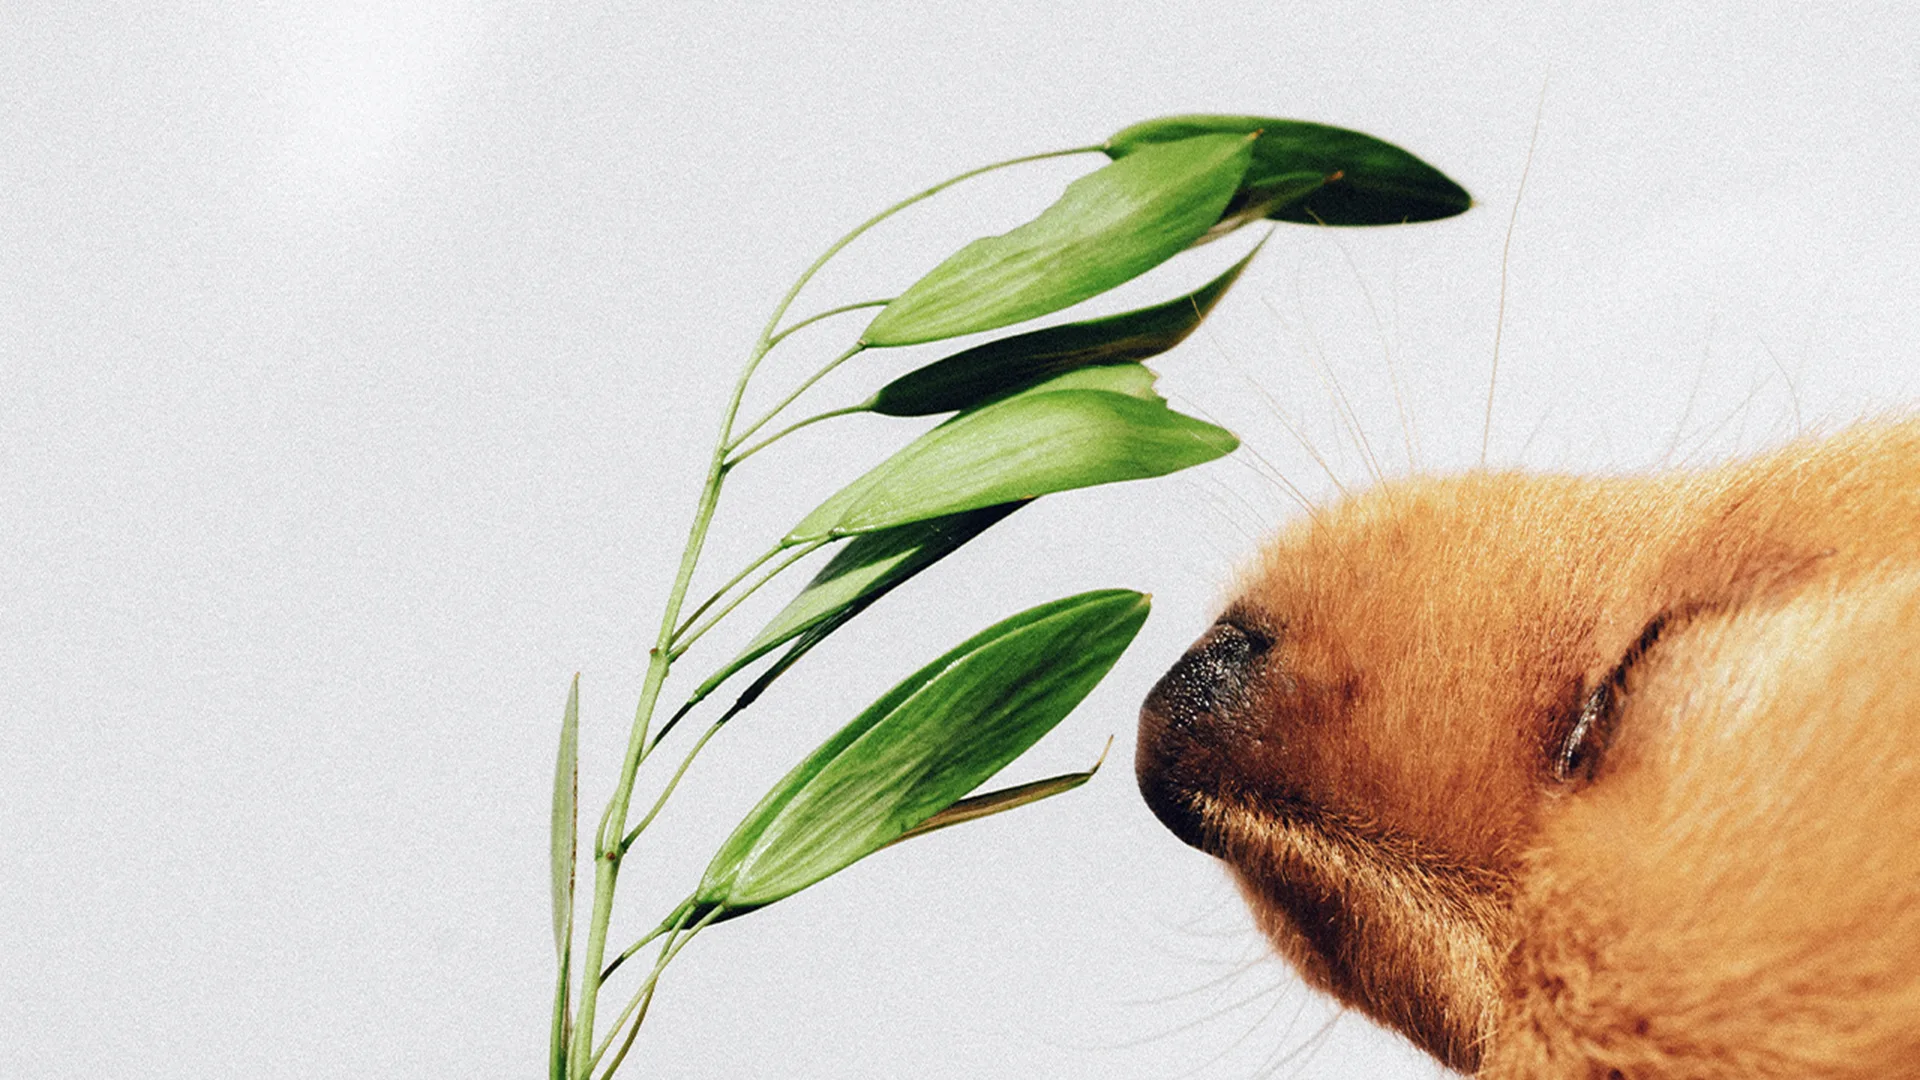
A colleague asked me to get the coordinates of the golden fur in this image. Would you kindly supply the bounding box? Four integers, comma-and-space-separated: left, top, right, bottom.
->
1135, 419, 1920, 1077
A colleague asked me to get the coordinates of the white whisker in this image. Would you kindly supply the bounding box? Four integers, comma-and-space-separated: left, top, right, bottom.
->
1333, 235, 1417, 473
1660, 317, 1717, 468
1484, 75, 1550, 468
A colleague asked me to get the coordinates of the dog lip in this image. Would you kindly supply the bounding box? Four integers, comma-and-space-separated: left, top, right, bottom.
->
1137, 618, 1273, 853
1134, 739, 1217, 851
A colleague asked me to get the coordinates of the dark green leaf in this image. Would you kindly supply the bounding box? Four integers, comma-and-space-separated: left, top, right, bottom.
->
684, 503, 1024, 713
867, 244, 1262, 416
1105, 115, 1471, 227
690, 590, 1151, 919
786, 374, 1238, 543
1195, 173, 1325, 243
862, 133, 1254, 347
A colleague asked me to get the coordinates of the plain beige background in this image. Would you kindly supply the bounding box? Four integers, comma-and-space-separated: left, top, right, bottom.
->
6, 2, 1917, 1077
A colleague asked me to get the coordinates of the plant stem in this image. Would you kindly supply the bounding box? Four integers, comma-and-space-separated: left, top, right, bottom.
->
670, 543, 787, 648
727, 342, 868, 451
668, 540, 825, 661
591, 916, 687, 1067
725, 404, 870, 468
765, 298, 893, 351
753, 144, 1100, 360
593, 907, 722, 1080
568, 390, 744, 1079
595, 918, 665, 985
620, 717, 729, 855
564, 141, 1101, 1078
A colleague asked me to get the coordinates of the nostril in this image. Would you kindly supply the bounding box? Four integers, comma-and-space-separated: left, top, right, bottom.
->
1144, 618, 1273, 734
1137, 617, 1275, 852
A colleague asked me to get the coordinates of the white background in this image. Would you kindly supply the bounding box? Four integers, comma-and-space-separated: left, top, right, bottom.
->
7, 3, 1918, 1078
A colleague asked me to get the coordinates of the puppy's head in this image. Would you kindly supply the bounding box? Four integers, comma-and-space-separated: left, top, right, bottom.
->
1134, 427, 1917, 1071
1138, 474, 1674, 1067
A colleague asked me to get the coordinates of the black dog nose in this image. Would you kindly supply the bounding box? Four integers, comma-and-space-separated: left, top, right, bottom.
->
1136, 618, 1273, 850
1144, 619, 1270, 734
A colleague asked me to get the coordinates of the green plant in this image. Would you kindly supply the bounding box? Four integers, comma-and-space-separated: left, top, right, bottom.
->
549, 115, 1469, 1079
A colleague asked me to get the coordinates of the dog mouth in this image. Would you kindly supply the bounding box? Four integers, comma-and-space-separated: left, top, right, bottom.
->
1136, 615, 1510, 1072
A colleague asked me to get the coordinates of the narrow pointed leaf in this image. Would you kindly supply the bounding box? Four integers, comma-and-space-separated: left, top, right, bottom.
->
885, 737, 1113, 847
1104, 115, 1471, 227
684, 503, 1024, 713
1195, 173, 1325, 244
548, 675, 579, 1080
862, 133, 1254, 347
690, 589, 1151, 919
786, 378, 1237, 543
550, 675, 579, 958
867, 244, 1262, 416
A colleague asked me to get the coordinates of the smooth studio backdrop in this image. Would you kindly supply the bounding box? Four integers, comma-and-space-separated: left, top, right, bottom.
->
7, 4, 1918, 1078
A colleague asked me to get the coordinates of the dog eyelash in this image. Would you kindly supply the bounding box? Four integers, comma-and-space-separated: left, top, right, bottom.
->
1556, 684, 1612, 782
1555, 613, 1670, 784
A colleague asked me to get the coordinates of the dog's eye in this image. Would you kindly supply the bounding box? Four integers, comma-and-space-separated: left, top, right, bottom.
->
1555, 683, 1612, 783
1554, 613, 1669, 785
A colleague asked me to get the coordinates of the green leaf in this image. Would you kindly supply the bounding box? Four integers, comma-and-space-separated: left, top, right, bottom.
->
1104, 115, 1471, 227
862, 133, 1254, 347
690, 589, 1151, 919
885, 737, 1112, 847
684, 503, 1024, 714
551, 675, 579, 957
1009, 362, 1161, 399
549, 957, 570, 1080
786, 375, 1238, 543
548, 675, 579, 1080
1196, 173, 1326, 243
867, 243, 1262, 416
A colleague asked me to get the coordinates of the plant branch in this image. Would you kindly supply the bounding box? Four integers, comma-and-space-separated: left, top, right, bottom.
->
727, 342, 867, 451
621, 716, 730, 854
593, 906, 722, 1080
568, 357, 749, 1079
729, 145, 1104, 451
564, 141, 1102, 1078
725, 404, 870, 467
670, 542, 786, 649
750, 144, 1102, 360
598, 894, 699, 987
765, 298, 893, 352
668, 540, 825, 661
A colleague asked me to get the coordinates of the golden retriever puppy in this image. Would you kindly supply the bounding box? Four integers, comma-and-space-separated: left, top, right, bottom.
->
1136, 419, 1920, 1078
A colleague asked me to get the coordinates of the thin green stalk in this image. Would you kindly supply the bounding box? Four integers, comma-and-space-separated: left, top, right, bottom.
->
751, 144, 1100, 359
621, 716, 730, 855
728, 144, 1102, 451
643, 699, 701, 757
569, 379, 745, 1079
587, 906, 692, 1071
600, 897, 695, 984
565, 141, 1101, 1078
670, 542, 787, 648
594, 907, 723, 1080
725, 404, 870, 468
668, 540, 825, 660
727, 342, 868, 451
765, 298, 893, 352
